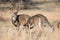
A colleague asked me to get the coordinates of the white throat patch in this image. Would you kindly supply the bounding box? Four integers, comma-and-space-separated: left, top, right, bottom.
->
13, 17, 16, 21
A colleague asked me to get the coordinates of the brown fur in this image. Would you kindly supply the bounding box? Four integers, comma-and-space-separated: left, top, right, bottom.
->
26, 14, 54, 32
11, 10, 31, 31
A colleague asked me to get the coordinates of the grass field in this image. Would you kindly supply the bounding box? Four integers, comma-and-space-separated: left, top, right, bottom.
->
0, 2, 60, 40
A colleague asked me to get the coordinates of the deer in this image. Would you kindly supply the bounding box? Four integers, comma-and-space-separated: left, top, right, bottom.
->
25, 14, 54, 37
10, 9, 31, 31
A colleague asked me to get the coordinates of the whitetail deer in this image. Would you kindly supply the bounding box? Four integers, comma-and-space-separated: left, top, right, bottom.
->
25, 14, 54, 32
10, 9, 31, 31
25, 14, 54, 38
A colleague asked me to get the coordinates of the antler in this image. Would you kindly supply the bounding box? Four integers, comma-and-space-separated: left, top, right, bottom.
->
15, 4, 20, 13
9, 3, 20, 15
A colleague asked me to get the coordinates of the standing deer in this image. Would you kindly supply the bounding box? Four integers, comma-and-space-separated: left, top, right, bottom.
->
25, 14, 54, 34
25, 14, 54, 38
10, 10, 31, 31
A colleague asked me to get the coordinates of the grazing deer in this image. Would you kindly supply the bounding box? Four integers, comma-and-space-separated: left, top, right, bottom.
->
10, 10, 31, 31
25, 14, 54, 32
26, 14, 53, 31
25, 14, 54, 38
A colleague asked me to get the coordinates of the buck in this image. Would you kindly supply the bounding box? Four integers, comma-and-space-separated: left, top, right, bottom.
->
10, 10, 31, 31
